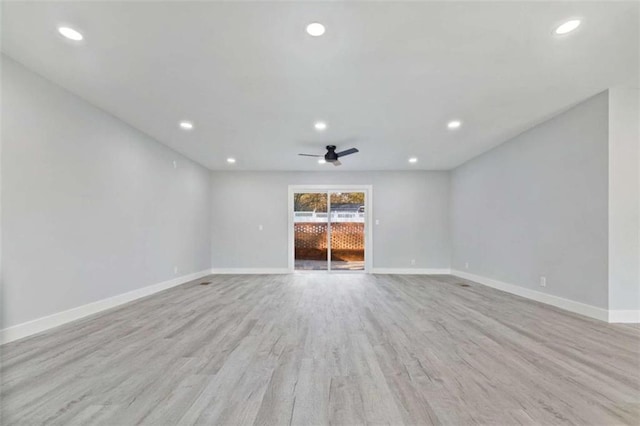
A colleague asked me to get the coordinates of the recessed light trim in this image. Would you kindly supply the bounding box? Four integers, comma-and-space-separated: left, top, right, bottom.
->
447, 120, 462, 129
58, 26, 83, 41
314, 121, 327, 131
555, 19, 581, 35
409, 157, 418, 163
226, 158, 236, 164
306, 23, 326, 37
179, 121, 194, 130
318, 159, 326, 164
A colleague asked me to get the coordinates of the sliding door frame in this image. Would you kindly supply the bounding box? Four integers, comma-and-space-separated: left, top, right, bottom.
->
288, 185, 373, 273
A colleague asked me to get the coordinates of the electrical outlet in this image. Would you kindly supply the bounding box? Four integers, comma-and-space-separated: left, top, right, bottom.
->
375, 219, 380, 225
410, 259, 416, 266
540, 276, 547, 287
258, 224, 263, 231
174, 266, 179, 275
465, 262, 469, 269
173, 160, 177, 169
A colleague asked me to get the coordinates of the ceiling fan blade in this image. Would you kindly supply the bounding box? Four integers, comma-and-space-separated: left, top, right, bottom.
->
332, 160, 342, 167
298, 153, 323, 157
336, 148, 359, 157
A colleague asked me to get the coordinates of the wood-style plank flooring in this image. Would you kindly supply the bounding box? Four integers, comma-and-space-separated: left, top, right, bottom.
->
1, 274, 639, 425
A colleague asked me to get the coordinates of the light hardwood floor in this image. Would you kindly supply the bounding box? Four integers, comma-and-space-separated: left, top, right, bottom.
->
1, 274, 639, 425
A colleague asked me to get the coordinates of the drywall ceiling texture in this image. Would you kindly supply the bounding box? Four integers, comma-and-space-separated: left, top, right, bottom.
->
209, 171, 450, 271
608, 87, 640, 312
451, 92, 609, 309
1, 57, 212, 329
1, 1, 638, 170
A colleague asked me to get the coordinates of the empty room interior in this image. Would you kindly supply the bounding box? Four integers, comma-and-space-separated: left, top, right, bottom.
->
1, 1, 639, 425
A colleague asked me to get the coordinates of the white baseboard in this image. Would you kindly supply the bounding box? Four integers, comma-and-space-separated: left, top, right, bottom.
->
608, 310, 640, 323
210, 268, 290, 274
0, 269, 212, 345
211, 268, 453, 275
451, 270, 611, 322
372, 268, 452, 275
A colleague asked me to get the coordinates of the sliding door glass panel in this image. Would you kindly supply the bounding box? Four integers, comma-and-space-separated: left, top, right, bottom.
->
294, 192, 328, 270
330, 192, 365, 271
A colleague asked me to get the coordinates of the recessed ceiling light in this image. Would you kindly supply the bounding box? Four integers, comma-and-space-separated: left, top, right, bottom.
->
318, 159, 326, 164
555, 19, 581, 35
409, 157, 418, 163
58, 26, 83, 41
314, 121, 327, 131
179, 121, 194, 130
306, 23, 326, 37
226, 158, 236, 164
447, 120, 462, 129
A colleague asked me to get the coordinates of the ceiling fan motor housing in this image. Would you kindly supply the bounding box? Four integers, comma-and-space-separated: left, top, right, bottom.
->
325, 145, 338, 161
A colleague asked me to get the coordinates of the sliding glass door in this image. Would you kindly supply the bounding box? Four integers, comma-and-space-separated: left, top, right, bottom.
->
330, 192, 365, 271
292, 189, 367, 272
293, 192, 329, 271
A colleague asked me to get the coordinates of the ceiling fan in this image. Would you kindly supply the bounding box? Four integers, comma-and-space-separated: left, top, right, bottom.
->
298, 145, 359, 166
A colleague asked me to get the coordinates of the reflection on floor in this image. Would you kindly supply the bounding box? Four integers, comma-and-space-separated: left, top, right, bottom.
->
294, 260, 365, 271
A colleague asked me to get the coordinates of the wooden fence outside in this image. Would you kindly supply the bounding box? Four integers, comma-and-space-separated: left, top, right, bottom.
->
294, 222, 364, 250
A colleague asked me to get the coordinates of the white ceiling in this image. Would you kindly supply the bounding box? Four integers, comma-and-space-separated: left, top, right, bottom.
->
2, 1, 638, 171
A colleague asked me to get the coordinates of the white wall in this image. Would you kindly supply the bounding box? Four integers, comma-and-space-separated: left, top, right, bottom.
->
451, 92, 610, 309
210, 171, 450, 271
1, 56, 212, 329
608, 87, 640, 312
3, 49, 634, 333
